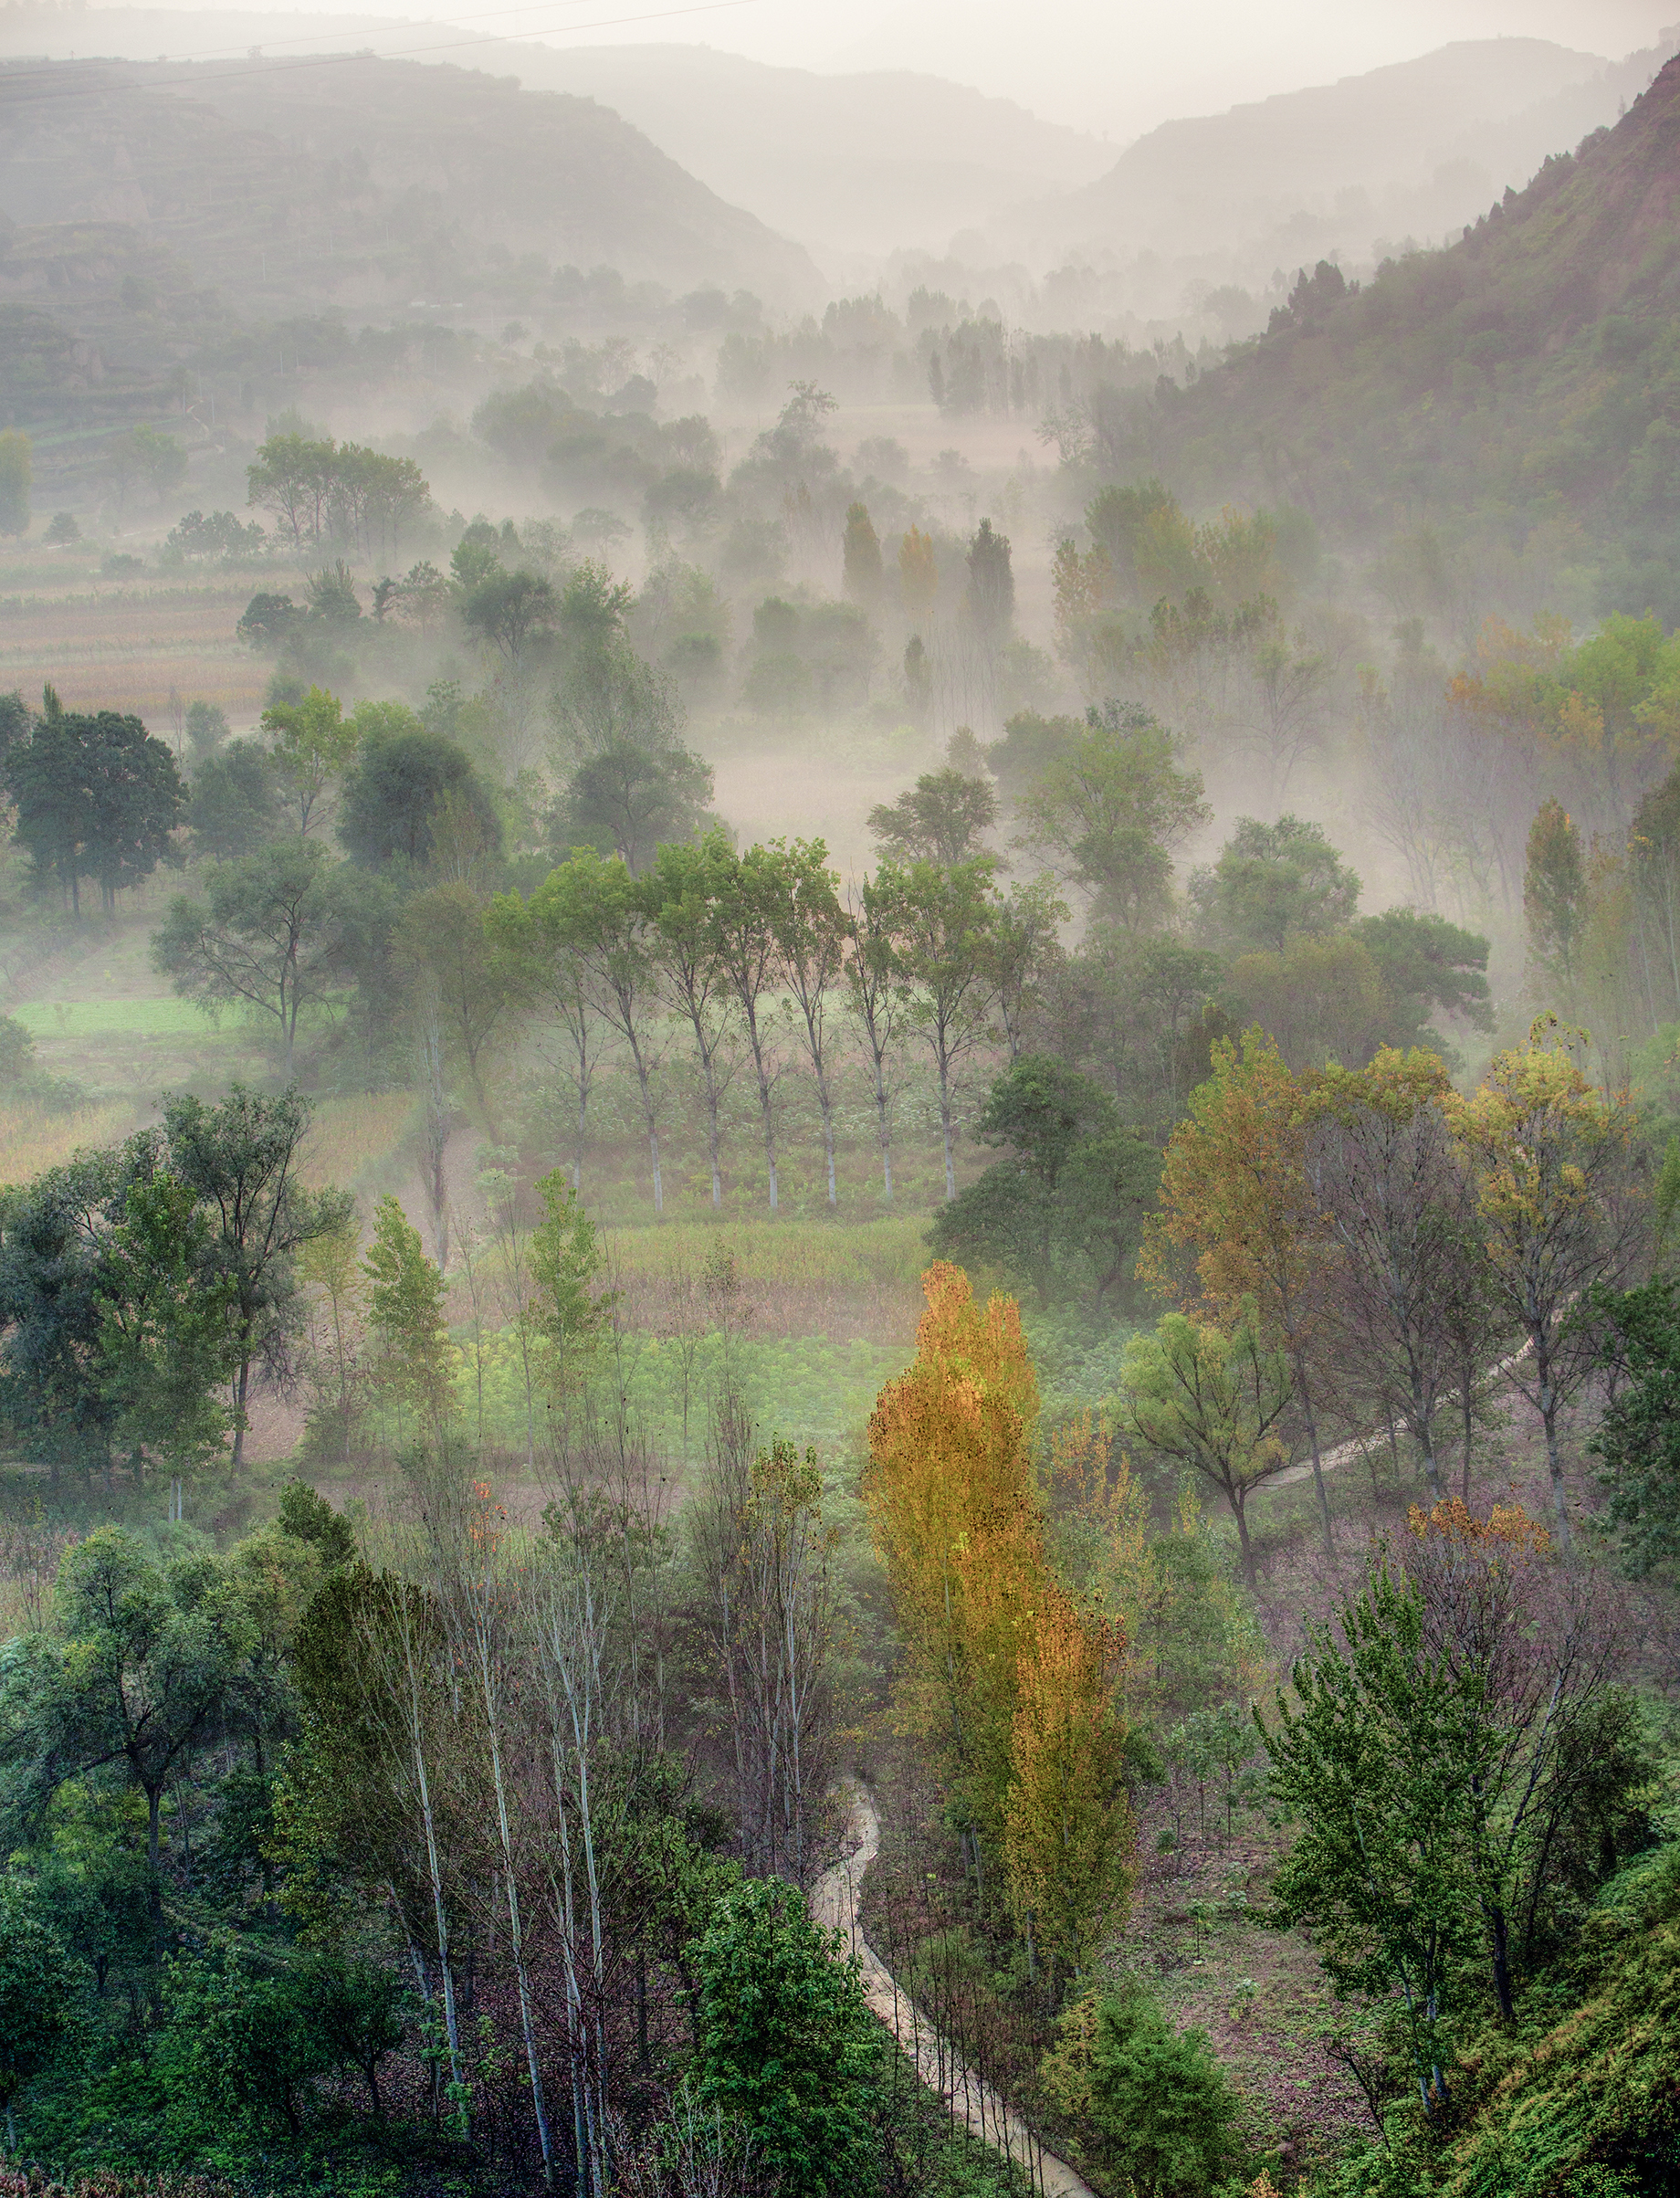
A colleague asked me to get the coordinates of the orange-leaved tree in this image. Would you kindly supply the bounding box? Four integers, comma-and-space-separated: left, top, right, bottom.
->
1003, 1578, 1132, 1979
1145, 1027, 1334, 1552
865, 1262, 1043, 1868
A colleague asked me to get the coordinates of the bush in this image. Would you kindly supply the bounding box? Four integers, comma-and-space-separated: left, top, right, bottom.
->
1084, 1989, 1240, 2195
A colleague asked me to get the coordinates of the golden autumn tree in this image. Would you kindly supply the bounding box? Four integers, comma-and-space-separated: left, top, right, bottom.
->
1003, 1578, 1131, 1978
1146, 1027, 1334, 1551
865, 1262, 1043, 1865
1445, 1017, 1645, 1547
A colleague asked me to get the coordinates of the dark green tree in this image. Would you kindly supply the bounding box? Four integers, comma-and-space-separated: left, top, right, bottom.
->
688, 1877, 879, 2198
1590, 1278, 1680, 1576
556, 740, 714, 874
337, 726, 501, 868
1084, 1990, 1239, 2197
163, 1086, 352, 1468
0, 1877, 86, 2151
0, 1526, 257, 1886
5, 697, 186, 914
187, 739, 284, 862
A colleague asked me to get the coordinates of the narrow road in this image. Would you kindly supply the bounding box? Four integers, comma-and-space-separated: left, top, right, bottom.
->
811, 1778, 1097, 2198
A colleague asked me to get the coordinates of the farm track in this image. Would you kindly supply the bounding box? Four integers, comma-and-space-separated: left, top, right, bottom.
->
811, 1778, 1096, 2198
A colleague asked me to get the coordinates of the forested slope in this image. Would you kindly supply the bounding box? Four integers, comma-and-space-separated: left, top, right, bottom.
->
1121, 51, 1680, 624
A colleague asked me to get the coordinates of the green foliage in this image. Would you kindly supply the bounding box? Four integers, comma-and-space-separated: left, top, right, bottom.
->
95, 1173, 239, 1478
337, 723, 500, 869
1590, 1278, 1680, 1576
362, 1194, 456, 1435
929, 1052, 1160, 1307
1200, 814, 1361, 955
0, 1875, 85, 2118
276, 1480, 357, 1570
1081, 1988, 1239, 2196
5, 702, 186, 917
688, 1876, 880, 2198
186, 741, 283, 863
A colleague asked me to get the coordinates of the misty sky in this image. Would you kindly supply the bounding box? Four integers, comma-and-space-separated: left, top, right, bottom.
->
94, 0, 1678, 131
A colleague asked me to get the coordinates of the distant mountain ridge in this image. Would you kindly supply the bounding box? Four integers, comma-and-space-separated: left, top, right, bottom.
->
1012, 33, 1678, 307
0, 49, 822, 314
494, 42, 1112, 266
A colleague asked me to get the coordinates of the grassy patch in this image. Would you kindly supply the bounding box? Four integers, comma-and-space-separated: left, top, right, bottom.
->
0, 1095, 139, 1182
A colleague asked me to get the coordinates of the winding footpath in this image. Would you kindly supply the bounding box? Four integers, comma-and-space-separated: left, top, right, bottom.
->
811, 1779, 1097, 2198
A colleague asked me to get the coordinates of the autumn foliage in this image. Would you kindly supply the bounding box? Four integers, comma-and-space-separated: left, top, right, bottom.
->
866, 1263, 1132, 1968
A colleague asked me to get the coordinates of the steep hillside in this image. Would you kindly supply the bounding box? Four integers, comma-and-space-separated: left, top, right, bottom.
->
499, 42, 1110, 264
1110, 50, 1680, 627
0, 54, 820, 315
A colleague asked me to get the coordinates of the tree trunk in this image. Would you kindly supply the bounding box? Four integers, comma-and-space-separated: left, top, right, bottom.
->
873, 1053, 893, 1200
230, 1349, 251, 1468
1489, 1904, 1516, 2023
1231, 1493, 1257, 1590
938, 1055, 955, 1201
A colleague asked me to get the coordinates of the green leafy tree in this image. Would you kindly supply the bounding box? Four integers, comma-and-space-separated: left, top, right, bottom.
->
1022, 702, 1208, 930
930, 1052, 1153, 1305
462, 567, 558, 663
153, 836, 352, 1075
556, 739, 714, 874
530, 1169, 612, 1392
0, 1877, 85, 2150
1120, 1308, 1294, 1588
688, 1877, 879, 2198
892, 854, 1000, 1200
1590, 1277, 1680, 1575
186, 739, 283, 861
362, 1195, 457, 1437
0, 1147, 130, 1476
338, 723, 501, 868
95, 1173, 239, 1485
261, 685, 359, 835
1200, 812, 1360, 952
0, 1527, 256, 1884
646, 831, 737, 1207
529, 848, 668, 1212
866, 766, 997, 865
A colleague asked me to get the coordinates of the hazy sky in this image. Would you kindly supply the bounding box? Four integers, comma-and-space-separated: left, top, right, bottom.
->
94, 0, 1680, 131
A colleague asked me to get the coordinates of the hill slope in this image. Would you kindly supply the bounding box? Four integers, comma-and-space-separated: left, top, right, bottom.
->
0, 53, 821, 315
1114, 49, 1680, 626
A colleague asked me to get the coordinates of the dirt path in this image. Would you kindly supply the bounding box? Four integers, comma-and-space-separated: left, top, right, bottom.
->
1267, 1334, 1541, 1494
811, 1778, 1097, 2198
